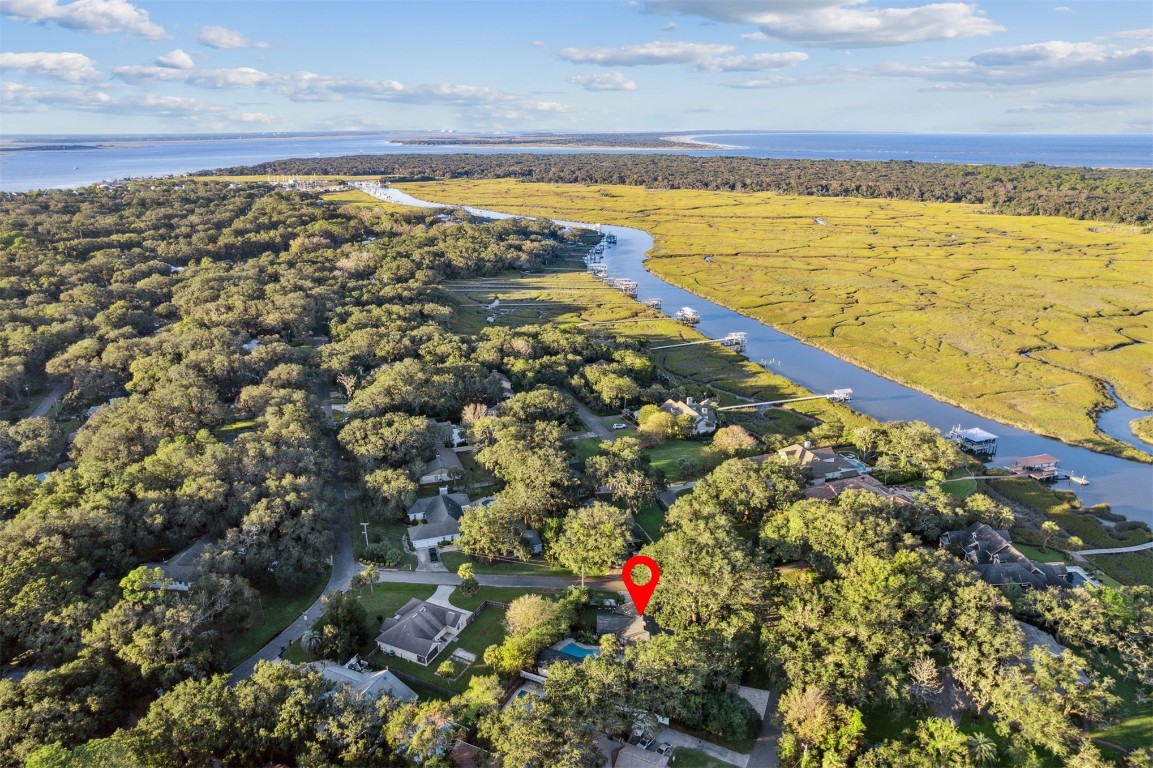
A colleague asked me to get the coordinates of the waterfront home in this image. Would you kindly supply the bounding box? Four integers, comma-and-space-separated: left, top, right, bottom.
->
658, 397, 716, 435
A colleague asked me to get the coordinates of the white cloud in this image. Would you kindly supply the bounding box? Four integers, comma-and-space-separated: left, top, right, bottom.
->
878, 40, 1153, 84
643, 0, 1003, 48
725, 72, 851, 87
110, 60, 566, 117
155, 49, 194, 70
559, 40, 806, 73
568, 72, 639, 91
1114, 28, 1153, 41
559, 41, 734, 66
0, 51, 100, 81
0, 0, 165, 38
198, 25, 268, 49
740, 31, 772, 41
660, 21, 677, 32
0, 80, 273, 124
697, 51, 808, 71
114, 65, 274, 89
1053, 6, 1072, 12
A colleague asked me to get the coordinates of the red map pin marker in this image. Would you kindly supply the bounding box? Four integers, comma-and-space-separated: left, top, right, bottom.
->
622, 555, 660, 615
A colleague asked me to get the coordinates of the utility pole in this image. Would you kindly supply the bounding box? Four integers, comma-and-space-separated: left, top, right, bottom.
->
361, 522, 370, 549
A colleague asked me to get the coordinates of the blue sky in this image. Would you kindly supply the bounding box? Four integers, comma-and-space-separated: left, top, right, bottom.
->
1, 0, 1150, 134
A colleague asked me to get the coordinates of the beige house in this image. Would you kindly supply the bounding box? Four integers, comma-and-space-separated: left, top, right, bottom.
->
658, 397, 716, 435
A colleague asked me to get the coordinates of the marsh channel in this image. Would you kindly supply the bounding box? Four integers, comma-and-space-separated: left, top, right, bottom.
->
376, 186, 1153, 524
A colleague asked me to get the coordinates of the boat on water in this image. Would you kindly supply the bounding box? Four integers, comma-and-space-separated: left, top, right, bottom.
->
1069, 474, 1090, 486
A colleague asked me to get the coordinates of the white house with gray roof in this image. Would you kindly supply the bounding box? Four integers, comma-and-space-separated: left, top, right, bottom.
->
376, 598, 472, 666
407, 491, 472, 550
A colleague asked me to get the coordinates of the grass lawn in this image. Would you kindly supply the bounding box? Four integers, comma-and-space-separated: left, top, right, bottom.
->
354, 581, 437, 624
671, 748, 733, 768
1013, 543, 1069, 564
450, 585, 546, 612
634, 502, 665, 542
645, 440, 714, 482
440, 551, 576, 579
571, 437, 603, 462
939, 468, 977, 499
220, 575, 328, 669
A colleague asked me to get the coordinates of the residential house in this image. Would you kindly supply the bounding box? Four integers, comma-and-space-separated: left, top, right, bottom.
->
376, 598, 472, 666
803, 473, 915, 504
940, 522, 1068, 590
419, 445, 465, 485
596, 604, 664, 645
778, 442, 863, 484
493, 371, 515, 400
407, 491, 471, 550
144, 537, 210, 591
308, 657, 418, 702
658, 397, 716, 435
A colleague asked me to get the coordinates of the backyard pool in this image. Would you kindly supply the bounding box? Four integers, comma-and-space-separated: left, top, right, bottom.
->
556, 639, 601, 659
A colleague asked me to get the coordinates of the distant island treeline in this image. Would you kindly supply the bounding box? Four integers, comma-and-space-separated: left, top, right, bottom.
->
391, 132, 713, 149
0, 144, 105, 153
205, 153, 1153, 225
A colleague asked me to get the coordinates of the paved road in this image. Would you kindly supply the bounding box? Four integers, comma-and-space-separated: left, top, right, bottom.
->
230, 393, 361, 681
374, 570, 626, 592
573, 400, 616, 441
747, 690, 781, 768
29, 382, 66, 419
656, 728, 749, 767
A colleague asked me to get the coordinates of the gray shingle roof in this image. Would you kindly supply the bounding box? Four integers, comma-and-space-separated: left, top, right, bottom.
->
408, 493, 469, 542
377, 598, 469, 660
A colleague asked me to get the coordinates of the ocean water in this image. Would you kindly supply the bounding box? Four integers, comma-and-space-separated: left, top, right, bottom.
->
689, 131, 1153, 168
1, 131, 1149, 193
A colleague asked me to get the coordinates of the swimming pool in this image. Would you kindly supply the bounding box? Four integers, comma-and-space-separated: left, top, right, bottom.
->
556, 639, 601, 659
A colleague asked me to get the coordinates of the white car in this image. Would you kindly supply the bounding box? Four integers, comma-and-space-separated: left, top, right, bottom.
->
611, 422, 629, 430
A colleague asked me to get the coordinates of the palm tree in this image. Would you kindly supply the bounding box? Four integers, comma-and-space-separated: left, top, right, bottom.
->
968, 733, 998, 767
301, 629, 322, 658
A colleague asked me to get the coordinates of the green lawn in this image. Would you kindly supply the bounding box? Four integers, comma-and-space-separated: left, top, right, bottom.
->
634, 503, 665, 542
440, 551, 576, 578
671, 747, 733, 768
645, 440, 714, 482
452, 585, 557, 612
1013, 543, 1070, 564
219, 575, 328, 669
571, 437, 603, 462
353, 581, 437, 624
939, 468, 978, 499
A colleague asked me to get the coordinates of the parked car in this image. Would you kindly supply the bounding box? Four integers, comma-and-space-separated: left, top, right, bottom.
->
638, 735, 654, 749
428, 547, 439, 563
656, 742, 673, 756
611, 422, 628, 430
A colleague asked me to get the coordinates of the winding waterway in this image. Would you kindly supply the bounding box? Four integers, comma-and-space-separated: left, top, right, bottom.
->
372, 184, 1153, 524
